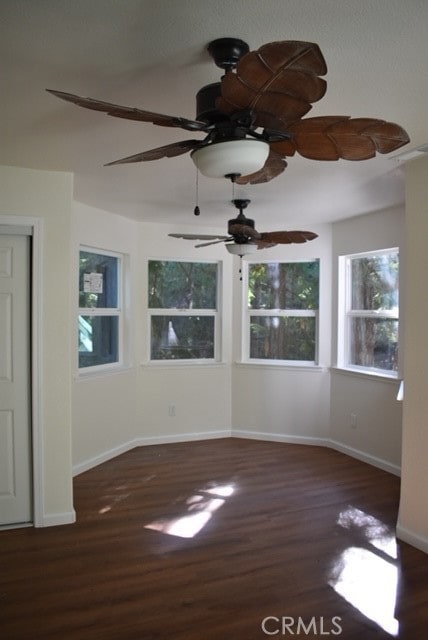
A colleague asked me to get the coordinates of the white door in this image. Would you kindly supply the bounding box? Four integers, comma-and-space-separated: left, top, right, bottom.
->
0, 234, 32, 525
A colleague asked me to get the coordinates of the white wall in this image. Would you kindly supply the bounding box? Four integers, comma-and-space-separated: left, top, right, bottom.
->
0, 165, 74, 526
71, 202, 140, 473
71, 207, 234, 474
330, 207, 404, 474
231, 224, 332, 443
397, 155, 428, 553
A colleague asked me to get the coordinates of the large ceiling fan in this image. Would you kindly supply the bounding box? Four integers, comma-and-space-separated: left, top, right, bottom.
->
169, 199, 318, 255
47, 37, 410, 184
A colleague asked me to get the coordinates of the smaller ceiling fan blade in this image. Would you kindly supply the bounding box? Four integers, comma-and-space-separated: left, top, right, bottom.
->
236, 150, 287, 185
229, 224, 261, 240
259, 230, 318, 244
105, 140, 205, 165
195, 237, 233, 248
46, 89, 208, 131
169, 233, 229, 241
255, 240, 278, 249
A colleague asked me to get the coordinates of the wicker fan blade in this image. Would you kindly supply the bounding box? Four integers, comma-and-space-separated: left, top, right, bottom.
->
169, 233, 229, 241
271, 116, 410, 160
46, 89, 208, 132
218, 41, 327, 125
236, 150, 287, 185
255, 240, 278, 249
259, 230, 318, 244
195, 238, 232, 248
105, 140, 204, 166
229, 224, 261, 240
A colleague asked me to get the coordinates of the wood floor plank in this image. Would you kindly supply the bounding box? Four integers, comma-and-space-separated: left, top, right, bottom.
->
1, 438, 428, 639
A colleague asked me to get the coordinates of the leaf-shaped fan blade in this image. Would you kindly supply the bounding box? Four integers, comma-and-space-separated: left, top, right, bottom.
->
169, 233, 229, 241
218, 41, 327, 126
236, 150, 287, 185
271, 116, 410, 160
195, 238, 233, 248
46, 89, 208, 132
255, 240, 278, 249
259, 230, 318, 244
105, 140, 205, 165
228, 224, 261, 240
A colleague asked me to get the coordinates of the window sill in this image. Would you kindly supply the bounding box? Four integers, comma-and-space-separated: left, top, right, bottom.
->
140, 360, 227, 370
74, 364, 134, 381
331, 366, 400, 383
235, 361, 328, 372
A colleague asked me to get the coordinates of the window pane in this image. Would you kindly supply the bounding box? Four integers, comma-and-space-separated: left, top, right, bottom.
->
79, 251, 118, 308
79, 315, 119, 367
350, 317, 398, 371
250, 316, 316, 361
351, 252, 399, 311
151, 315, 215, 360
248, 262, 319, 310
148, 261, 217, 309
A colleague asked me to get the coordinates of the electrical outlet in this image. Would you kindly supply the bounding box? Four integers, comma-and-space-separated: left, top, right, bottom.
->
350, 413, 357, 429
168, 404, 176, 417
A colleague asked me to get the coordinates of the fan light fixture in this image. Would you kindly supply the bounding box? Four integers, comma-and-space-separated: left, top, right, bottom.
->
225, 243, 259, 256
191, 139, 270, 179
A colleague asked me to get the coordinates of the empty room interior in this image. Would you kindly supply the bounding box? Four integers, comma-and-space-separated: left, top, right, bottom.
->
1, 1, 428, 638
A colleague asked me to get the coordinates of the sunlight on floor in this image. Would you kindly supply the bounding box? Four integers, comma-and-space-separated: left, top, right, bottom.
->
145, 482, 235, 539
329, 506, 399, 636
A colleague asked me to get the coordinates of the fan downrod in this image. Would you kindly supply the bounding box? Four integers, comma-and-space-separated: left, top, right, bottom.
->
207, 38, 249, 70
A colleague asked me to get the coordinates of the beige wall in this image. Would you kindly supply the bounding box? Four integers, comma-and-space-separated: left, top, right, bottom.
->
0, 165, 74, 525
398, 155, 428, 552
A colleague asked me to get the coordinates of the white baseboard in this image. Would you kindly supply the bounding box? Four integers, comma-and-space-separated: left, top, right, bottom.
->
37, 510, 76, 528
73, 439, 141, 476
72, 430, 231, 476
73, 430, 401, 478
396, 523, 428, 554
329, 439, 401, 476
232, 429, 329, 448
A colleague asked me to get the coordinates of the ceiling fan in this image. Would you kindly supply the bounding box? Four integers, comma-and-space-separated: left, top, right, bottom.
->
169, 199, 318, 255
46, 37, 410, 184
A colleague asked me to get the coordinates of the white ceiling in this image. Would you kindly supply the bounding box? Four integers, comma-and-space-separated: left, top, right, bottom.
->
1, 0, 426, 230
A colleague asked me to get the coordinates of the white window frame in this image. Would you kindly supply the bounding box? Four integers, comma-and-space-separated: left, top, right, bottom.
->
242, 259, 320, 366
337, 247, 399, 378
147, 258, 221, 364
78, 246, 124, 374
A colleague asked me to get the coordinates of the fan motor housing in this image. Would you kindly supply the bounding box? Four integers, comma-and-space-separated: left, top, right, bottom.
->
196, 82, 224, 124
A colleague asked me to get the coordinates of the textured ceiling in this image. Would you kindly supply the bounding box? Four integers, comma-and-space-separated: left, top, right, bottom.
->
1, 0, 426, 229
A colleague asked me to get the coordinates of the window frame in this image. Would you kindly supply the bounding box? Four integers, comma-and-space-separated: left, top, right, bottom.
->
147, 258, 222, 364
78, 245, 124, 374
337, 247, 399, 378
242, 259, 320, 366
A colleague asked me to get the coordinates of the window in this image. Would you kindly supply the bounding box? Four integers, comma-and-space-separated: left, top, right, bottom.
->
78, 248, 123, 370
245, 260, 319, 363
339, 248, 399, 375
148, 260, 219, 361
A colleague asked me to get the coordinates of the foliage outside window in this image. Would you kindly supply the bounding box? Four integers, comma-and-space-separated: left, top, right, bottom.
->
148, 260, 219, 361
340, 249, 399, 375
246, 261, 319, 363
79, 248, 122, 370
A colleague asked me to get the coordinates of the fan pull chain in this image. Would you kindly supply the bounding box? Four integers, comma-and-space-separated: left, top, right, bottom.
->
194, 169, 200, 216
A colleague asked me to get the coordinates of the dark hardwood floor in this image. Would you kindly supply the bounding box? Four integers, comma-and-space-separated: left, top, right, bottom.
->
1, 438, 428, 639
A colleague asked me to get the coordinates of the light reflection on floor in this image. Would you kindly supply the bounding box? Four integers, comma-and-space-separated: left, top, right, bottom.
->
145, 483, 235, 539
329, 506, 399, 636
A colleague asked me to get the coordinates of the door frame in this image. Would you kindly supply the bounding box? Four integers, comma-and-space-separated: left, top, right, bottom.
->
0, 215, 44, 526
